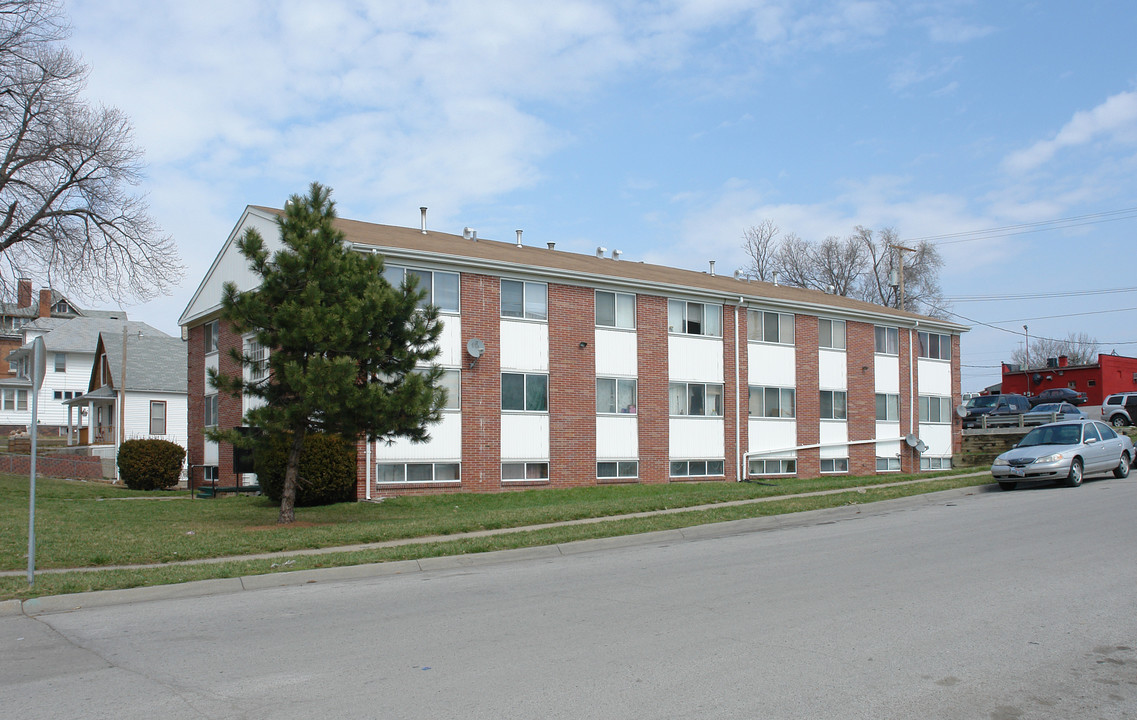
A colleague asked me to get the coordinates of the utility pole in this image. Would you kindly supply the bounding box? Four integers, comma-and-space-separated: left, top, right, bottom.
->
889, 243, 916, 311
1023, 325, 1029, 395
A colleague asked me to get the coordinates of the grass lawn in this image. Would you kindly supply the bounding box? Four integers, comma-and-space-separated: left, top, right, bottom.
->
0, 469, 989, 601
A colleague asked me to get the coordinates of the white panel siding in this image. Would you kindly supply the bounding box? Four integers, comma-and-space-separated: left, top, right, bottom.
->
596, 415, 638, 458
917, 359, 952, 396
436, 316, 463, 368
748, 419, 797, 455
669, 417, 724, 458
747, 343, 796, 387
668, 335, 723, 382
818, 349, 846, 389
182, 211, 281, 323
875, 422, 902, 459
819, 420, 848, 458
501, 414, 549, 459
123, 391, 189, 451
595, 329, 637, 377
918, 424, 953, 456
374, 413, 462, 461
874, 355, 900, 394
500, 320, 548, 372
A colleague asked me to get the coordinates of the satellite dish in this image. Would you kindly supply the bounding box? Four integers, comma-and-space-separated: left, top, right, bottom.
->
466, 338, 485, 358
904, 433, 920, 448
915, 441, 928, 454
955, 404, 969, 418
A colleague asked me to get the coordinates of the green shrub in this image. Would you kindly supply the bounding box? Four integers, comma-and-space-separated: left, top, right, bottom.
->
254, 433, 356, 506
117, 439, 186, 491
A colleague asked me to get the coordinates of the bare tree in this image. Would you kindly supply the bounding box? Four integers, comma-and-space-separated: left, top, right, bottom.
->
855, 226, 946, 316
813, 234, 862, 296
0, 0, 182, 304
1009, 332, 1101, 370
740, 219, 779, 281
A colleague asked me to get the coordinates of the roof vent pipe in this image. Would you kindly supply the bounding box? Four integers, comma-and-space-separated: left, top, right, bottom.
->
547, 242, 556, 250
773, 272, 779, 287
613, 249, 622, 260
419, 207, 427, 234
463, 227, 478, 241
516, 230, 523, 247
709, 260, 716, 276
596, 246, 607, 258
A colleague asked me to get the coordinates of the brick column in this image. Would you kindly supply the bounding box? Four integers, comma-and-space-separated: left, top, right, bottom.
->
637, 295, 669, 483
899, 328, 917, 473
549, 283, 596, 487
846, 321, 875, 476
795, 315, 820, 478
186, 324, 205, 486
723, 304, 746, 481
216, 320, 244, 485
460, 273, 502, 492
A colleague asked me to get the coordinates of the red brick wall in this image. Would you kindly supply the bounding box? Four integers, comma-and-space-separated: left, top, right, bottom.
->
637, 295, 669, 483
0, 452, 102, 479
734, 307, 749, 479
548, 284, 596, 487
723, 304, 742, 481
795, 315, 820, 478
459, 273, 502, 493
847, 321, 876, 476
216, 320, 243, 485
898, 327, 916, 472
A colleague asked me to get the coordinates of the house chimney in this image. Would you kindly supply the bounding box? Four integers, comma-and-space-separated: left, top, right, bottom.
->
419, 207, 427, 234
1058, 355, 1068, 367
515, 230, 523, 247
38, 289, 51, 318
17, 278, 31, 308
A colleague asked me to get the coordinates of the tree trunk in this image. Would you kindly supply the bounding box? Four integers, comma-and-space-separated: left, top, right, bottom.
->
279, 429, 306, 524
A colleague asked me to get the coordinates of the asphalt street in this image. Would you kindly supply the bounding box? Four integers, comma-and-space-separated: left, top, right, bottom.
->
4, 477, 1137, 719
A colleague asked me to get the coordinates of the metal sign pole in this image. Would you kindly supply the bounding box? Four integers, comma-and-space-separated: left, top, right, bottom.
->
27, 336, 45, 586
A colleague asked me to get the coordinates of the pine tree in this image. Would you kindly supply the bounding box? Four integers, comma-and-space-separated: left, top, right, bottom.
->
209, 182, 445, 523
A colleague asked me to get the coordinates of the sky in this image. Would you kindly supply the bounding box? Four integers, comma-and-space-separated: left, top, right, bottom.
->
58, 0, 1137, 393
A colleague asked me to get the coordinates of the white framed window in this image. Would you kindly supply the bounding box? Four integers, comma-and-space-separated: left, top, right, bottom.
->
376, 462, 461, 484
204, 320, 219, 354
204, 394, 219, 427
670, 459, 725, 477
668, 299, 722, 337
920, 457, 953, 470
919, 395, 952, 424
595, 291, 635, 329
597, 461, 638, 479
597, 377, 636, 414
501, 279, 547, 320
820, 457, 849, 473
3, 389, 28, 411
383, 265, 460, 313
918, 331, 951, 360
150, 401, 167, 435
748, 386, 796, 418
875, 393, 899, 422
820, 390, 847, 420
876, 457, 900, 472
203, 465, 219, 482
669, 382, 723, 416
502, 461, 549, 481
502, 373, 548, 412
874, 326, 899, 355
244, 336, 268, 383
819, 318, 846, 350
54, 352, 66, 372
747, 309, 795, 344
748, 457, 797, 475
439, 369, 461, 410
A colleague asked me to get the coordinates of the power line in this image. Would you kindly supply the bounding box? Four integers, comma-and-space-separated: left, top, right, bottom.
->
905, 206, 1137, 246
925, 303, 1137, 347
946, 286, 1137, 302
978, 306, 1137, 323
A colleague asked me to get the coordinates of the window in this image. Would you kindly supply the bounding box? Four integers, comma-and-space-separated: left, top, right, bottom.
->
3, 389, 28, 411
668, 300, 722, 337
875, 393, 899, 422
820, 390, 847, 420
376, 462, 461, 484
245, 336, 268, 383
596, 377, 637, 414
748, 386, 796, 418
877, 457, 900, 471
439, 369, 461, 410
597, 461, 638, 479
920, 457, 952, 470
595, 291, 635, 329
502, 462, 549, 481
203, 465, 219, 482
670, 459, 725, 477
204, 394, 219, 427
502, 373, 548, 412
918, 331, 951, 360
150, 401, 167, 435
919, 395, 952, 423
747, 310, 795, 344
819, 318, 846, 349
204, 320, 219, 354
874, 326, 899, 355
820, 457, 849, 473
383, 265, 460, 313
501, 279, 547, 320
669, 382, 723, 416
54, 352, 66, 372
748, 457, 796, 475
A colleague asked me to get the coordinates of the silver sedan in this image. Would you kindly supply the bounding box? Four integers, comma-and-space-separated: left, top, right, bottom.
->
991, 419, 1133, 491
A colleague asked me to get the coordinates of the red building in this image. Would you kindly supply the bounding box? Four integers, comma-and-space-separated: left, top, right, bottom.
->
1001, 354, 1137, 406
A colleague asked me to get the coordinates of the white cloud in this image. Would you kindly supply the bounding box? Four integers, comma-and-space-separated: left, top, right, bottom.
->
1003, 89, 1137, 173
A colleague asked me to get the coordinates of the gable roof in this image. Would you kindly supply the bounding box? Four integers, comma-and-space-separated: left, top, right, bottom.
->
95, 330, 186, 394
18, 317, 167, 354
181, 205, 968, 333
